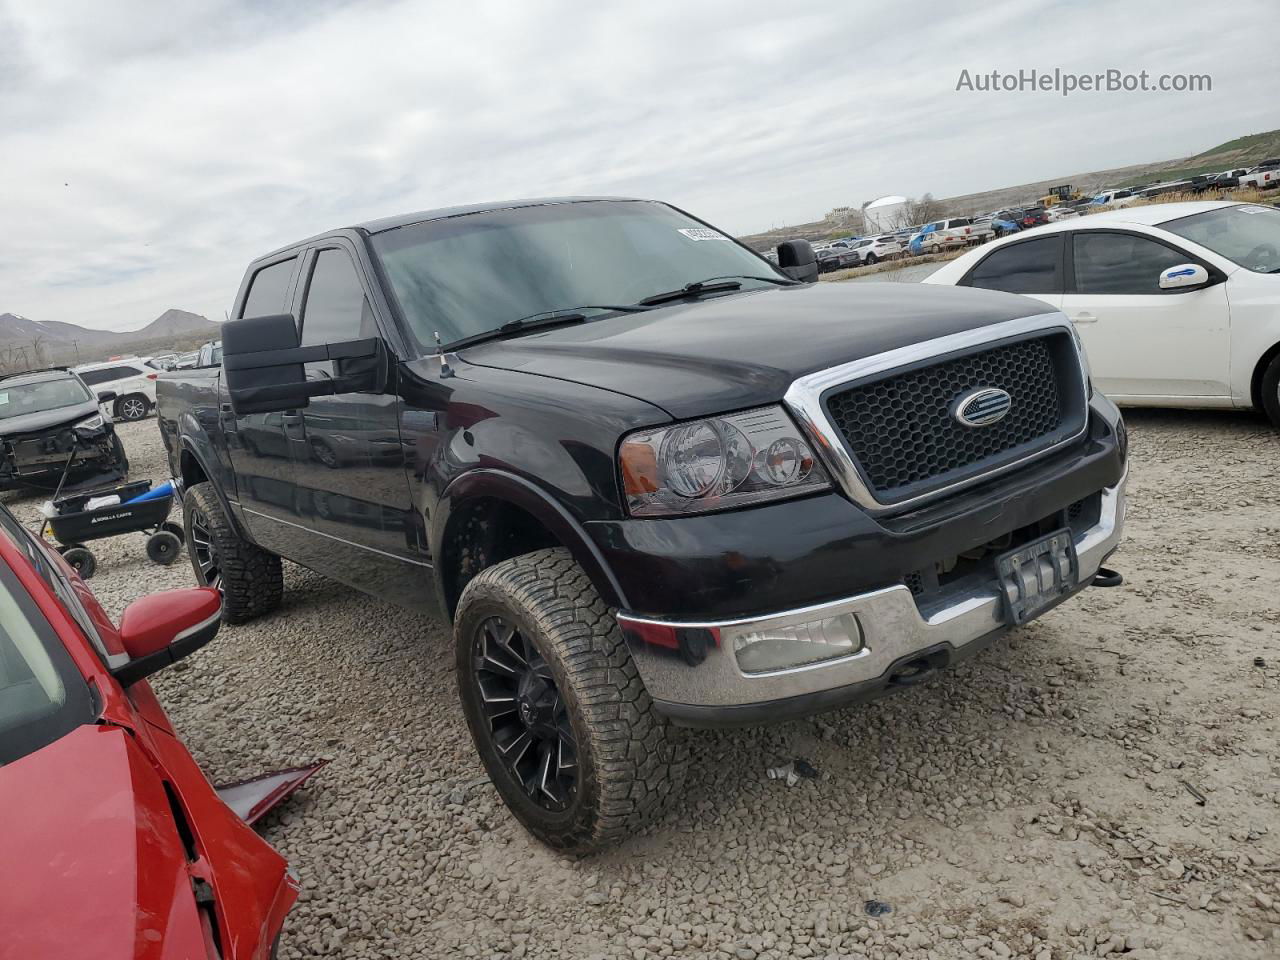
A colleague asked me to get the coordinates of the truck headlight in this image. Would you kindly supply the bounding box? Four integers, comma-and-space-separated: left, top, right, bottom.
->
75, 414, 105, 431
620, 406, 830, 517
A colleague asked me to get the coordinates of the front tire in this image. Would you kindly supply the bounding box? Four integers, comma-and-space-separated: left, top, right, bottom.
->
455, 548, 687, 852
1262, 353, 1280, 428
182, 482, 283, 623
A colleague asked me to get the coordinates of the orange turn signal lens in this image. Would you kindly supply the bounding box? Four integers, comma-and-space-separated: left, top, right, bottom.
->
620, 439, 660, 495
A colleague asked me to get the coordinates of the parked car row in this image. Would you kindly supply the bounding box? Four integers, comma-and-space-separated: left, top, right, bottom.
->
813, 234, 908, 271
768, 157, 1278, 271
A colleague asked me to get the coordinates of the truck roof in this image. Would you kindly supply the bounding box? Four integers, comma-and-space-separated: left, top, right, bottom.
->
256, 196, 642, 261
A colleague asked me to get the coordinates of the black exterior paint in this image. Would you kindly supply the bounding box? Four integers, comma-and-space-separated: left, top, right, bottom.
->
157, 199, 1122, 634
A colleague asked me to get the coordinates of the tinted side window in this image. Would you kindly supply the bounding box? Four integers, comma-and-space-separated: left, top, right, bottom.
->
300, 249, 376, 346
966, 237, 1062, 294
241, 258, 297, 319
78, 366, 138, 385
1073, 233, 1188, 294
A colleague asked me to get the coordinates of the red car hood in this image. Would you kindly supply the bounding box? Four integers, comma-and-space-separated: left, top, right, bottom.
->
0, 723, 207, 960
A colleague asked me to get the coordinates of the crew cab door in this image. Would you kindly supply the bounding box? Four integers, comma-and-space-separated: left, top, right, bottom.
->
283, 242, 430, 601
224, 254, 305, 551
1061, 230, 1230, 401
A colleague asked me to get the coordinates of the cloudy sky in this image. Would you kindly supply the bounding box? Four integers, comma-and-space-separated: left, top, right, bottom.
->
1, 0, 1273, 332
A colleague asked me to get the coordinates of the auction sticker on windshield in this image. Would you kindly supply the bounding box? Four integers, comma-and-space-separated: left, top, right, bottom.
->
678, 227, 730, 241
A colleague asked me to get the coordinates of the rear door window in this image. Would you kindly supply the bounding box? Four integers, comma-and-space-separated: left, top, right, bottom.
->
241, 257, 297, 319
78, 365, 140, 385
964, 236, 1064, 294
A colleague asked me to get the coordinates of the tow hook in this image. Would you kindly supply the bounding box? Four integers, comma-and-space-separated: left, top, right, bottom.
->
1091, 566, 1123, 588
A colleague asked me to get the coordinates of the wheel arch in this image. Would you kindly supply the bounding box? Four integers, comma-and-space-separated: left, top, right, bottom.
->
431, 469, 628, 621
1250, 339, 1280, 411
176, 440, 250, 541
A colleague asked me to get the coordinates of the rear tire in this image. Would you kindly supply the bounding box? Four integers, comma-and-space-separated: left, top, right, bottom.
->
182, 482, 283, 623
1262, 353, 1280, 428
455, 548, 688, 853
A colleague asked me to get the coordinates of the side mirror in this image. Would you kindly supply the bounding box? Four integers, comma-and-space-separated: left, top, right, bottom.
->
777, 239, 819, 283
97, 390, 117, 404
222, 313, 387, 416
112, 587, 222, 687
1159, 263, 1209, 290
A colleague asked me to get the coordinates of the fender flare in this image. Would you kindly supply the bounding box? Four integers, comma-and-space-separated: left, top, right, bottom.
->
175, 438, 250, 541
430, 469, 629, 617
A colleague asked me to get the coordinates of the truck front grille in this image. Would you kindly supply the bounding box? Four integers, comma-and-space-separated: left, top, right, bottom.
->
823, 334, 1082, 502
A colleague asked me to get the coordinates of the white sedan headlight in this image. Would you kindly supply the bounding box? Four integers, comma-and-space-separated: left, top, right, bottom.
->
620, 406, 830, 517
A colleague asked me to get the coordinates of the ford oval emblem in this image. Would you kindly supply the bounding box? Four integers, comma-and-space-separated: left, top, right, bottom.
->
952, 387, 1012, 427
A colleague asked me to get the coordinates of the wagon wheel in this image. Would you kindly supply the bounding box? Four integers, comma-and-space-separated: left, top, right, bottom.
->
60, 545, 97, 579
146, 530, 183, 566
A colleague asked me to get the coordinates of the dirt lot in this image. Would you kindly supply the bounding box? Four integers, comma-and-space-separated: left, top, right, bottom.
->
7, 411, 1278, 960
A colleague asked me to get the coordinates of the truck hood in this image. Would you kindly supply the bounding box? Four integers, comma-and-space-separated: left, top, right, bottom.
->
457, 282, 1052, 418
0, 400, 99, 438
0, 724, 208, 960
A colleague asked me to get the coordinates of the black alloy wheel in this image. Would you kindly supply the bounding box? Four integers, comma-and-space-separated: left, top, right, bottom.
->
188, 503, 222, 589
470, 614, 577, 811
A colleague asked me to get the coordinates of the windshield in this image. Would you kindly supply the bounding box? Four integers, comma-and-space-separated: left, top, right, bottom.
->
0, 377, 92, 420
370, 200, 783, 350
1161, 205, 1280, 273
0, 561, 94, 765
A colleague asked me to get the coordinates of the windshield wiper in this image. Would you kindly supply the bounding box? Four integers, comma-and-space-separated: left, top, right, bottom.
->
637, 279, 742, 307
445, 305, 648, 350
712, 274, 800, 286
636, 274, 798, 308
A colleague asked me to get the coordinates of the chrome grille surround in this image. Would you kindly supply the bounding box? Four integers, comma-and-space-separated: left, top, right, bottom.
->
783, 313, 1090, 516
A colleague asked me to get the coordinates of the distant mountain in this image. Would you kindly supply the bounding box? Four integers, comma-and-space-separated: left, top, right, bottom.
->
34, 319, 119, 345
0, 309, 221, 369
131, 308, 219, 339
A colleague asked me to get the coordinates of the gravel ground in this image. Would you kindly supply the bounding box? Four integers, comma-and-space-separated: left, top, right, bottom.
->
6, 412, 1278, 959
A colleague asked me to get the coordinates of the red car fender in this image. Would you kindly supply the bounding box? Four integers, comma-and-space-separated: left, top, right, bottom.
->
138, 722, 297, 959
0, 725, 208, 960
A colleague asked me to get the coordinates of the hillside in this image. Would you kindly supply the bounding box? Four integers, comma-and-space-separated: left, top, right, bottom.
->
741, 128, 1280, 250
0, 309, 220, 370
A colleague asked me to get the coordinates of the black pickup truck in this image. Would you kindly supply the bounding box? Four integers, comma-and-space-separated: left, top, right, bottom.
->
156, 197, 1127, 851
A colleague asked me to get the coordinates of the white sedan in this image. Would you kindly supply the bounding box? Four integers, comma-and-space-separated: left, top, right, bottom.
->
924, 201, 1280, 425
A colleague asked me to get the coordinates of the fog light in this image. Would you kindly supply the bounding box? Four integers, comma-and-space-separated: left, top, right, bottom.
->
728, 612, 863, 674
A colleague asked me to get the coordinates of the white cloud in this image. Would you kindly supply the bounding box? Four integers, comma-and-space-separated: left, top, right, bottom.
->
0, 0, 1273, 330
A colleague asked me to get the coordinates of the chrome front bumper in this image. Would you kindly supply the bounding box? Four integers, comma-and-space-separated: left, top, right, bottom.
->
618, 471, 1126, 718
